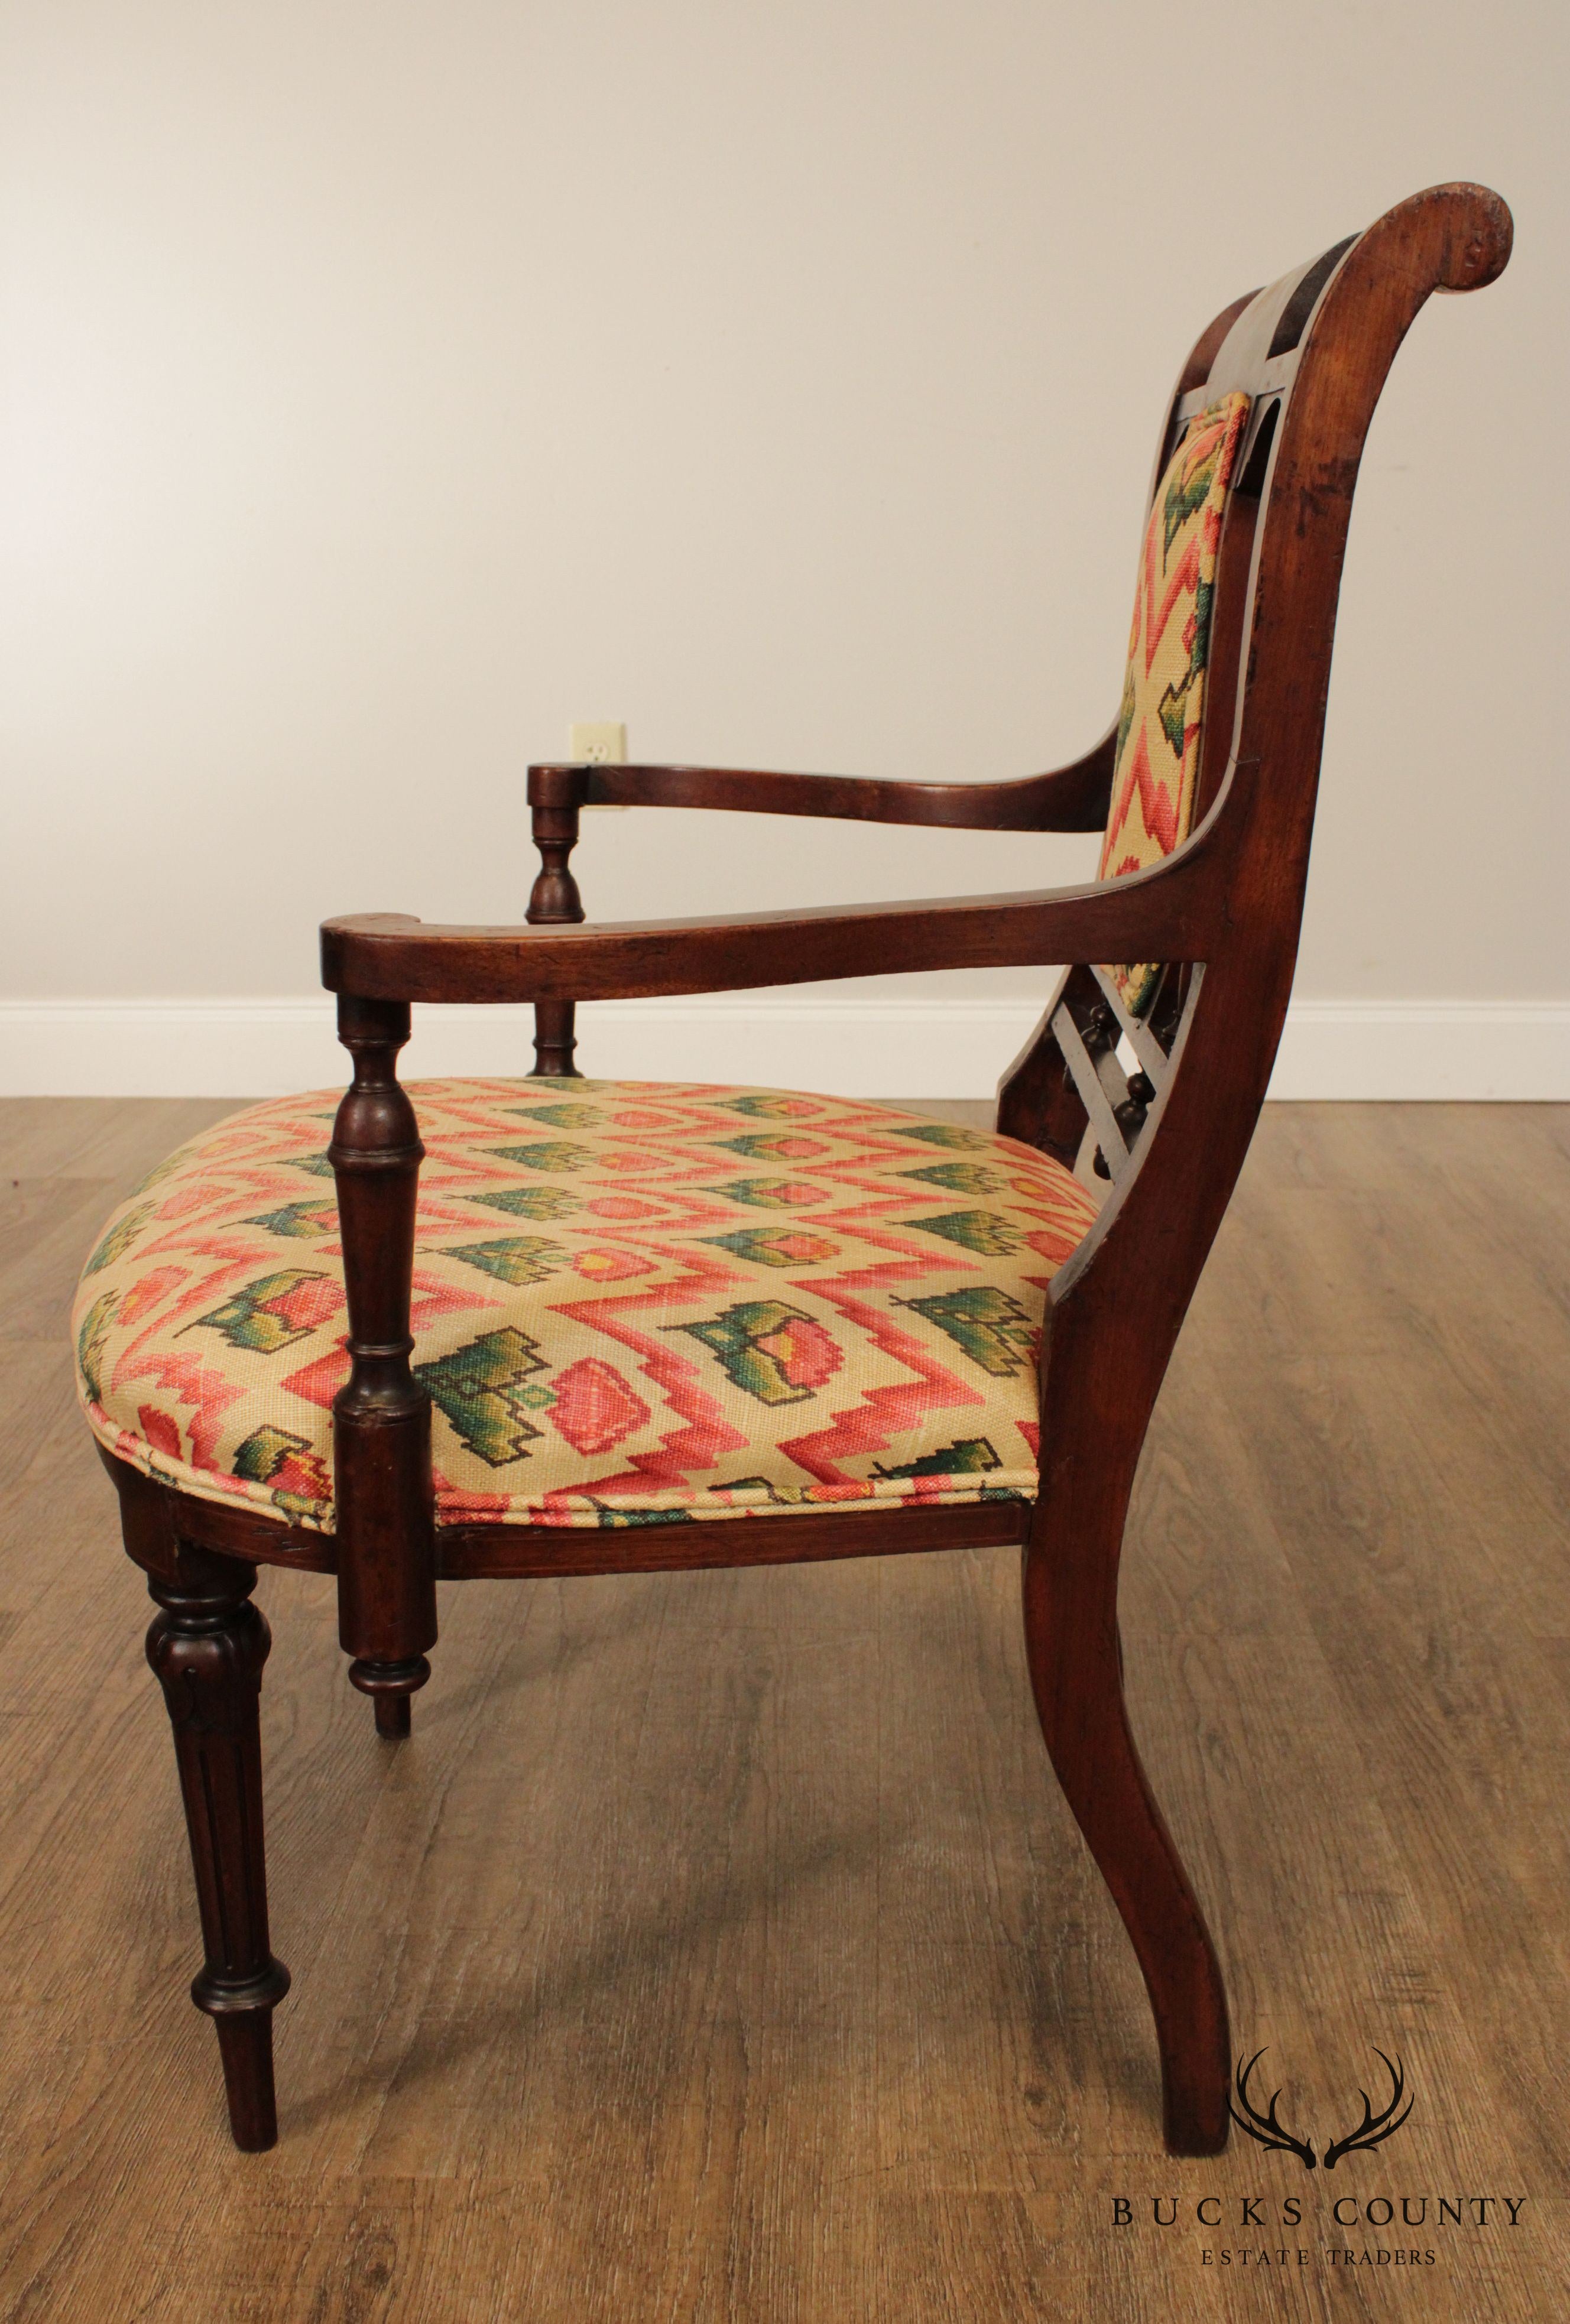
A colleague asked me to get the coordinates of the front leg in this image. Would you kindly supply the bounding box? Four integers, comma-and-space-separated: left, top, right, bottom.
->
145, 1545, 290, 2150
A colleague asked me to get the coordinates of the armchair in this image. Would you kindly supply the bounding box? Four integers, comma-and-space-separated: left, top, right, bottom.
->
73, 183, 1512, 2156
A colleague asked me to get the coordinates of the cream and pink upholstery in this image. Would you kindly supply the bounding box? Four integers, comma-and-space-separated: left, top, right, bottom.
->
74, 1077, 1099, 1532
70, 186, 1515, 2167
1099, 390, 1251, 1012
70, 408, 1257, 1536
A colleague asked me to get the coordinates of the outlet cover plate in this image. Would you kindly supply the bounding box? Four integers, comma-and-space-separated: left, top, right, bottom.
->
569, 722, 627, 765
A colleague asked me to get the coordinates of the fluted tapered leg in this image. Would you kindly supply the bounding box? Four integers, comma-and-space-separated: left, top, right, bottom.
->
145, 1547, 290, 2151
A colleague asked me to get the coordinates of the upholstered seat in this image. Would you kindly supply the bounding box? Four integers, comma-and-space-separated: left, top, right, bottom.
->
74, 1076, 1099, 1533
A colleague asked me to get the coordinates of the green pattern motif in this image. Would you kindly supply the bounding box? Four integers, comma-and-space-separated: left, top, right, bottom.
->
1157, 571, 1216, 756
233, 1424, 312, 1482
1115, 660, 1138, 765
702, 1226, 841, 1268
874, 1436, 1001, 1480
891, 1123, 990, 1151
472, 1185, 578, 1221
288, 1153, 337, 1179
244, 1200, 339, 1240
488, 1141, 591, 1173
192, 1269, 338, 1354
718, 1179, 826, 1210
900, 1285, 1037, 1377
127, 1151, 189, 1196
900, 1162, 1007, 1196
443, 1235, 565, 1286
676, 1299, 843, 1405
911, 1209, 1021, 1257
718, 1133, 831, 1161
76, 1290, 118, 1404
505, 1103, 605, 1130
718, 1095, 822, 1121
1162, 430, 1224, 557
590, 1502, 697, 1528
83, 1203, 154, 1275
415, 1326, 553, 1466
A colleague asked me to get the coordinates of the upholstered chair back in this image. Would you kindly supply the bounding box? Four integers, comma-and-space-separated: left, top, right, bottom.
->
1099, 392, 1251, 1014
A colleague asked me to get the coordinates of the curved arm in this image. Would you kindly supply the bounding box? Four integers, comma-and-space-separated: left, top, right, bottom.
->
322, 784, 1238, 1006
527, 726, 1117, 833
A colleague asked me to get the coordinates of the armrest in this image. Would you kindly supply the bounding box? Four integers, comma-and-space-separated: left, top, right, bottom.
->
527, 728, 1115, 834
322, 812, 1227, 1007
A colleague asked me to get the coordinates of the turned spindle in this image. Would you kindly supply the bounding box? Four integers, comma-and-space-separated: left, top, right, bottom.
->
329, 993, 437, 1737
526, 764, 588, 1077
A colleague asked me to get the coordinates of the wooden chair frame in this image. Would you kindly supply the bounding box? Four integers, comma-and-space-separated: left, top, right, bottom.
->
99, 184, 1511, 2154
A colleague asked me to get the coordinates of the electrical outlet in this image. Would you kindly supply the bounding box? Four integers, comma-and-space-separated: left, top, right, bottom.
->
570, 722, 629, 811
569, 722, 627, 765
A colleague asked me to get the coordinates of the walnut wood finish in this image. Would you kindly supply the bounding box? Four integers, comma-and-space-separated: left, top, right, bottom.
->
128, 1537, 289, 2154
28, 1092, 1566, 2321
107, 1453, 291, 2147
105, 1469, 1033, 1581
997, 963, 1115, 1166
534, 731, 1116, 829
103, 183, 1511, 2156
526, 762, 588, 1078
328, 995, 436, 1738
321, 836, 1234, 1005
1014, 186, 1509, 2148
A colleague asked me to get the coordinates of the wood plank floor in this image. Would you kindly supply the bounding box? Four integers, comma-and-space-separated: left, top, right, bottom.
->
0, 1096, 1565, 2322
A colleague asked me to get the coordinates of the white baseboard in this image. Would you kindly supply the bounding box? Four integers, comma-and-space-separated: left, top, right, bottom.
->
1267, 999, 1570, 1101
0, 995, 1565, 1102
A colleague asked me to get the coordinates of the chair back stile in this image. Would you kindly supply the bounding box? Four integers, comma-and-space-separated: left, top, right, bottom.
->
1008, 185, 1509, 1215
1013, 186, 1510, 2157
1033, 182, 1513, 1436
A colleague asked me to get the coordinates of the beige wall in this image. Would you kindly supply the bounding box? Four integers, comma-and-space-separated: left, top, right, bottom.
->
1, 0, 1563, 1094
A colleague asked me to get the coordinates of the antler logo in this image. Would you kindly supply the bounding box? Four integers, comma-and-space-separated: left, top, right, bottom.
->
1228, 2049, 1413, 2172
1228, 2052, 1318, 2169
1322, 2051, 1413, 2170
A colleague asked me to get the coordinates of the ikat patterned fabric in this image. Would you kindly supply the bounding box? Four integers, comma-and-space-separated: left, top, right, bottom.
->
1099, 390, 1252, 1012
73, 1078, 1100, 1534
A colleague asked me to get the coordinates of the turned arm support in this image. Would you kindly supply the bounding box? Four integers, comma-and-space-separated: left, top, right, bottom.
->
518, 737, 1115, 1075
527, 728, 1115, 833
327, 994, 436, 1726
526, 767, 587, 1077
